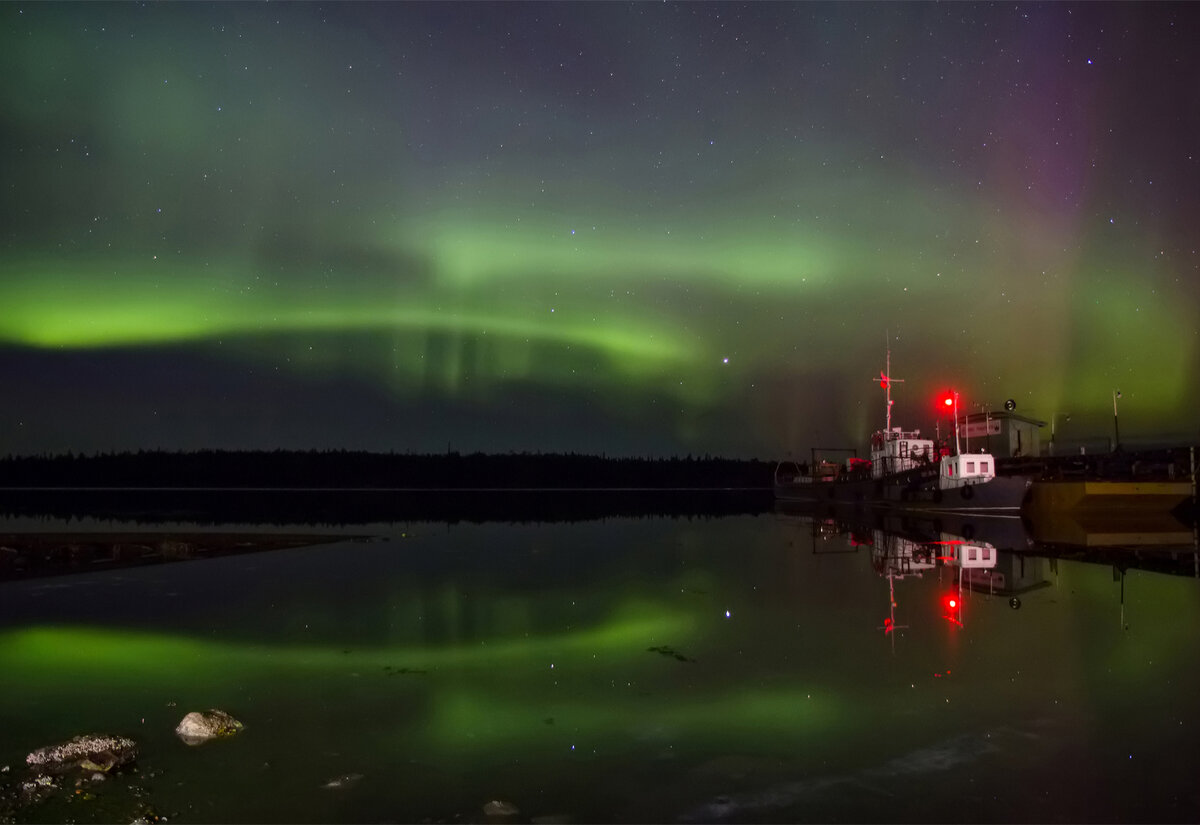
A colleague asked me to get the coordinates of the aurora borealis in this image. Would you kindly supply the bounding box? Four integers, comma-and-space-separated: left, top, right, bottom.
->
2, 2, 1198, 456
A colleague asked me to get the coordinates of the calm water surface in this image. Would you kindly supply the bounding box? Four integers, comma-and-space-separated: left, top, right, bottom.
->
2, 511, 1199, 823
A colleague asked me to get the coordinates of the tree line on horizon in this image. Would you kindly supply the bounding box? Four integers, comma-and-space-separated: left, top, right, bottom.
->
0, 449, 776, 489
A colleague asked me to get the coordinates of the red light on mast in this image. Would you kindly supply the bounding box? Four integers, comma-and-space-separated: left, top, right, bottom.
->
942, 394, 954, 408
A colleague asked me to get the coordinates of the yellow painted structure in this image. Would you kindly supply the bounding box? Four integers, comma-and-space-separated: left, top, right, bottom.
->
1027, 481, 1192, 514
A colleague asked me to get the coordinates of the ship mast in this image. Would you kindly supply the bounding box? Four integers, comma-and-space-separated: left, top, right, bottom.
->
886, 349, 893, 433
876, 345, 903, 438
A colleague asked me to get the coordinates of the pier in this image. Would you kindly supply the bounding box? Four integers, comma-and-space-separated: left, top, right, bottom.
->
998, 446, 1197, 520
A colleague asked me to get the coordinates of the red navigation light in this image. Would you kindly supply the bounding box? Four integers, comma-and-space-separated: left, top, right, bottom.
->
941, 394, 955, 408
879, 370, 890, 389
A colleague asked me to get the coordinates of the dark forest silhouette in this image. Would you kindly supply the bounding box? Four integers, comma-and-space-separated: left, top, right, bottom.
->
0, 449, 774, 490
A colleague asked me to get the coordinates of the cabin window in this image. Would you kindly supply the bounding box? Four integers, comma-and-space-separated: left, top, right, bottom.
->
980, 461, 989, 473
983, 548, 991, 560
900, 441, 908, 457
948, 464, 954, 476
968, 547, 978, 561
966, 461, 975, 474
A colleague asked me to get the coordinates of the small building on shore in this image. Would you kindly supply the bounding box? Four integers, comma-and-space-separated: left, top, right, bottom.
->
956, 411, 1046, 459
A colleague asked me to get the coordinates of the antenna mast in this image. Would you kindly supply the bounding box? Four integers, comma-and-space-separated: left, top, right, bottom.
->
875, 336, 903, 436
885, 348, 892, 433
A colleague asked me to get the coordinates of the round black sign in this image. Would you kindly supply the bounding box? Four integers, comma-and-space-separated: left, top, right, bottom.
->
1004, 399, 1016, 411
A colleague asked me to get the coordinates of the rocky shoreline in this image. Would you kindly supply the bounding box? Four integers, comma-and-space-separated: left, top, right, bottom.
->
1, 711, 532, 824
1, 710, 246, 824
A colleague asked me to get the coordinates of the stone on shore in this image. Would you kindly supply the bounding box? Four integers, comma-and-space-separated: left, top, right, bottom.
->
175, 709, 244, 745
25, 734, 137, 775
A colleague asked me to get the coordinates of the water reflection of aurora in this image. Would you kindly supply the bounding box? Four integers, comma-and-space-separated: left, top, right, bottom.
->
0, 614, 838, 758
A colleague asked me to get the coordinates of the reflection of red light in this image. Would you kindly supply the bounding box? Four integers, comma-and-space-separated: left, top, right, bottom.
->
941, 593, 963, 626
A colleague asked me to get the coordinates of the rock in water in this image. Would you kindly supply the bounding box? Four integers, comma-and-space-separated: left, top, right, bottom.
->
175, 709, 244, 745
25, 734, 137, 775
322, 773, 364, 790
483, 799, 520, 817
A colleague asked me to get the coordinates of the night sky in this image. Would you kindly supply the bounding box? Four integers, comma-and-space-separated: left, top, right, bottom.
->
3, 2, 1198, 458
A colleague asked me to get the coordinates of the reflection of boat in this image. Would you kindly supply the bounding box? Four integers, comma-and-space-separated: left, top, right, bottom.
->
777, 496, 1033, 554
936, 537, 1000, 627
776, 501, 1199, 653
774, 350, 1031, 514
869, 527, 998, 638
779, 498, 1196, 583
870, 530, 938, 578
874, 507, 1032, 553
870, 531, 929, 647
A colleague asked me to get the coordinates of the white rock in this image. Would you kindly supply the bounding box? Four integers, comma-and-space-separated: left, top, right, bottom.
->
175, 709, 244, 745
483, 799, 519, 817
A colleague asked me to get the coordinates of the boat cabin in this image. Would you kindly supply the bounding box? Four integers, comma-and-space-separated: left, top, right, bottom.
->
869, 428, 936, 479
813, 460, 841, 480
938, 452, 996, 489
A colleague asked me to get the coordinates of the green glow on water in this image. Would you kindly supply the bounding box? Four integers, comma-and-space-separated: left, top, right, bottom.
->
419, 684, 835, 754
0, 625, 826, 789
0, 603, 694, 676
0, 605, 841, 761
4, 511, 1200, 824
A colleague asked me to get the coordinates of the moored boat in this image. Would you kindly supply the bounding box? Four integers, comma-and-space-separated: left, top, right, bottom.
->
774, 352, 1031, 514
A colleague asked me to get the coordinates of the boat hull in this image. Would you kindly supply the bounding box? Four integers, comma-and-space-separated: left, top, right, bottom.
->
774, 472, 1031, 514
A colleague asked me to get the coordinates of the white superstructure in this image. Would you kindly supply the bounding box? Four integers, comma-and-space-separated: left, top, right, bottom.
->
937, 452, 996, 489
870, 428, 936, 478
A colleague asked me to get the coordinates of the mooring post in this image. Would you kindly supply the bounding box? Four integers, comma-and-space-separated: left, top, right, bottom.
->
1190, 448, 1200, 577
1191, 445, 1196, 507
1191, 446, 1197, 577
